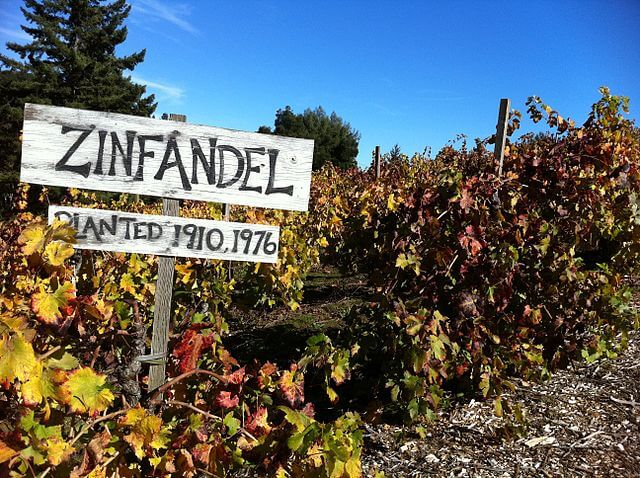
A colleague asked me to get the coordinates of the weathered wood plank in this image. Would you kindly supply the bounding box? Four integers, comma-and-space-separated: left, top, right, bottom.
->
148, 198, 180, 394
48, 205, 280, 263
495, 98, 511, 177
22, 103, 314, 211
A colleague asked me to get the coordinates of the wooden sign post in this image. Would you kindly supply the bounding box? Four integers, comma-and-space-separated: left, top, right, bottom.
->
151, 113, 184, 391
149, 198, 178, 391
21, 103, 314, 393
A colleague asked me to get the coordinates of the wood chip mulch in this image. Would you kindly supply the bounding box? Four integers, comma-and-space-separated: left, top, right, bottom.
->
360, 330, 640, 477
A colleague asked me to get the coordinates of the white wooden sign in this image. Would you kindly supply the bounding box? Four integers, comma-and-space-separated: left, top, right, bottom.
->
49, 205, 280, 263
22, 103, 314, 211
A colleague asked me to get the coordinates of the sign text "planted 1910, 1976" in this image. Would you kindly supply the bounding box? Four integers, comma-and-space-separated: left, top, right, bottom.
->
49, 205, 280, 263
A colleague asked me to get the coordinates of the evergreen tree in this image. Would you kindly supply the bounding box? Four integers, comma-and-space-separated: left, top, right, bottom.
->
260, 106, 360, 170
0, 0, 156, 181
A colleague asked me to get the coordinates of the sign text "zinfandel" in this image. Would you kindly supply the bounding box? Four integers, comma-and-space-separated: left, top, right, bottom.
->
21, 104, 314, 211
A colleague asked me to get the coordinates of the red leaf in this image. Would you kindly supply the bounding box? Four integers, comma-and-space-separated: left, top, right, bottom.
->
300, 403, 315, 418
225, 367, 246, 385
278, 364, 304, 407
257, 362, 279, 390
192, 443, 212, 465
245, 407, 271, 436
459, 187, 475, 212
260, 362, 277, 377
215, 391, 239, 409
172, 330, 214, 374
217, 348, 239, 372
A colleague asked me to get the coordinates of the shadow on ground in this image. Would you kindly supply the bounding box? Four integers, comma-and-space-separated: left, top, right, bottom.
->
224, 271, 371, 365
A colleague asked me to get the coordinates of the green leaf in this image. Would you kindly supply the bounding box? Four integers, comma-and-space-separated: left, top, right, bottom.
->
60, 367, 114, 415
287, 430, 306, 452
278, 406, 312, 432
223, 412, 240, 436
306, 333, 329, 347
430, 335, 446, 361
46, 352, 79, 371
390, 385, 400, 402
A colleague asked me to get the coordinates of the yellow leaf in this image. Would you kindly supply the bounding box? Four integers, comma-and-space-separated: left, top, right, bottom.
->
175, 262, 194, 285
20, 353, 72, 406
387, 193, 398, 211
86, 467, 107, 478
0, 334, 37, 382
31, 282, 75, 325
48, 219, 77, 243
21, 361, 55, 405
330, 459, 346, 478
345, 456, 362, 478
120, 273, 136, 296
118, 406, 169, 459
43, 435, 73, 466
60, 368, 114, 415
0, 440, 18, 464
318, 236, 329, 248
18, 222, 47, 256
44, 241, 75, 266
0, 312, 29, 335
128, 254, 147, 273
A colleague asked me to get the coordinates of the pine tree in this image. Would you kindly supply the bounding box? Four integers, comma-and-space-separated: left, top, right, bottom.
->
262, 106, 360, 170
0, 0, 156, 182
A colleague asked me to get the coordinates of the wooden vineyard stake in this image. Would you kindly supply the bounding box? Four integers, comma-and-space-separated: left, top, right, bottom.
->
495, 98, 511, 177
374, 145, 381, 179
148, 113, 185, 393
148, 197, 180, 392
223, 202, 233, 281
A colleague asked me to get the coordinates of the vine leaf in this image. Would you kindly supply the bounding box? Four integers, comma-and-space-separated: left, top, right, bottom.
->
21, 361, 56, 406
43, 435, 74, 466
19, 412, 74, 466
0, 333, 37, 382
47, 352, 80, 371
245, 407, 271, 436
330, 350, 350, 385
172, 329, 214, 373
215, 391, 239, 409
0, 440, 18, 464
278, 365, 305, 408
44, 241, 75, 266
31, 282, 76, 325
118, 406, 169, 459
18, 222, 47, 256
22, 354, 78, 406
47, 219, 77, 244
459, 187, 475, 212
18, 220, 76, 259
60, 368, 114, 415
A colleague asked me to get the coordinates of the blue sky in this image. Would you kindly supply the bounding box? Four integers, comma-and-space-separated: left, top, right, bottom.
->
1, 0, 639, 167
